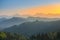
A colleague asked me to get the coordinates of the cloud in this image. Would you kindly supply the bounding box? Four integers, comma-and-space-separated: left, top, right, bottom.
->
18, 4, 60, 18
0, 10, 18, 16
0, 3, 60, 18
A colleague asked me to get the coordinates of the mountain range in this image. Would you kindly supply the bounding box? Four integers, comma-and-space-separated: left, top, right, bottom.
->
0, 17, 60, 30
0, 18, 7, 22
0, 17, 27, 30
2, 20, 60, 36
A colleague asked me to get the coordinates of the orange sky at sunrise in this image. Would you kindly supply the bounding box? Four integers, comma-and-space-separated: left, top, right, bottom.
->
18, 4, 60, 18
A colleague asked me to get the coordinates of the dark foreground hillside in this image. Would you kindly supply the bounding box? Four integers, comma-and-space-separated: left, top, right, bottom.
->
0, 32, 60, 40
30, 32, 60, 40
0, 32, 28, 40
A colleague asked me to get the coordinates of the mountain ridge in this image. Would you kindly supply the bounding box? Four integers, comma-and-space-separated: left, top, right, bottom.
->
2, 20, 60, 36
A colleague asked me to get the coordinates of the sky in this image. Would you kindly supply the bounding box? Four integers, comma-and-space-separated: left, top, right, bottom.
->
0, 0, 60, 18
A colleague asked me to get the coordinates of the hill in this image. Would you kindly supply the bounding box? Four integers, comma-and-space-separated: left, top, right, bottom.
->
0, 17, 27, 30
3, 20, 60, 36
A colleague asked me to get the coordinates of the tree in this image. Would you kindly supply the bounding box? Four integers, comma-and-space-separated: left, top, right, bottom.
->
0, 32, 6, 40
